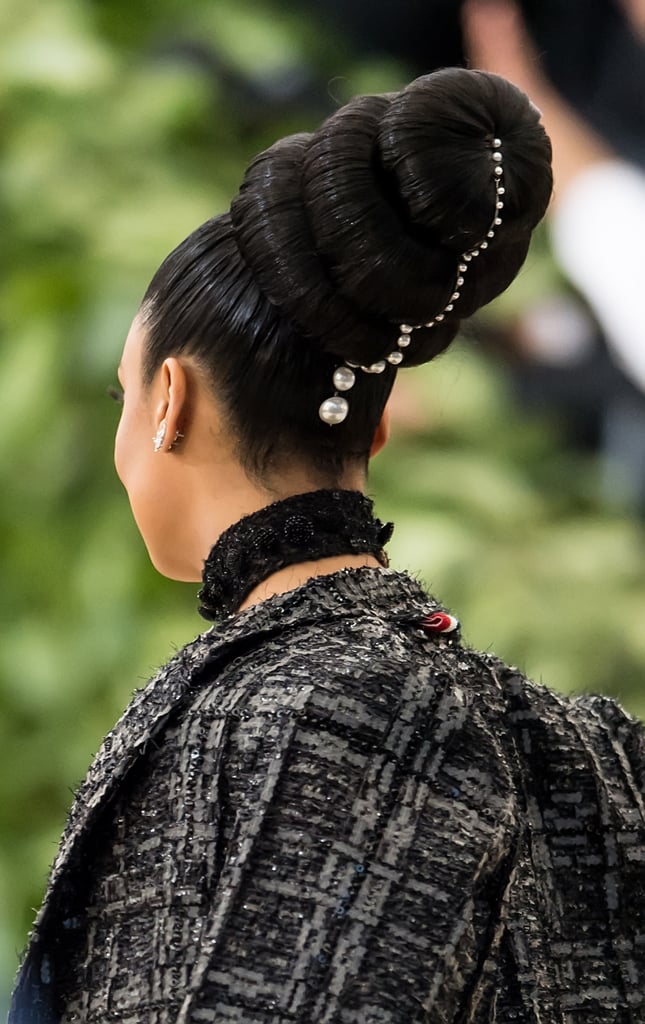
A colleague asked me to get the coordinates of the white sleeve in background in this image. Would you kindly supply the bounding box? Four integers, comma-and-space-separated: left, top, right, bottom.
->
549, 159, 645, 393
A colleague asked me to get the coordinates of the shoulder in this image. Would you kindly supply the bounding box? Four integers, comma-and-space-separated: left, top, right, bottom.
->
478, 650, 645, 821
157, 618, 522, 864
191, 607, 487, 723
178, 612, 524, 815
572, 690, 645, 800
480, 647, 645, 738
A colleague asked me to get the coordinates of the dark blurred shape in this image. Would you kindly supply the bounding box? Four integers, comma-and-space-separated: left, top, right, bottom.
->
290, 0, 645, 167
521, 0, 645, 168
305, 0, 463, 72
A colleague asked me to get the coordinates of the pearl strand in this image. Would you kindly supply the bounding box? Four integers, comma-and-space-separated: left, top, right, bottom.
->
319, 138, 505, 425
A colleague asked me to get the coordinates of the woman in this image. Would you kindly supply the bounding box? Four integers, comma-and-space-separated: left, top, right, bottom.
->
10, 68, 645, 1023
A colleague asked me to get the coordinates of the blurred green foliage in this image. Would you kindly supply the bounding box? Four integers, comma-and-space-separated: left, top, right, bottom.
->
1, 0, 644, 1008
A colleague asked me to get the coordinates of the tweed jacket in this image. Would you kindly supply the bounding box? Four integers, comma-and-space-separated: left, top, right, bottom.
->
9, 568, 645, 1024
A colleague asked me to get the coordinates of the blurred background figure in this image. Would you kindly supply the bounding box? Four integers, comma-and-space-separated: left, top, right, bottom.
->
462, 0, 645, 516
296, 0, 645, 164
3, 0, 645, 1013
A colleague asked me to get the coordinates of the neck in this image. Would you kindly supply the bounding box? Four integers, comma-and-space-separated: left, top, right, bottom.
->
237, 552, 383, 613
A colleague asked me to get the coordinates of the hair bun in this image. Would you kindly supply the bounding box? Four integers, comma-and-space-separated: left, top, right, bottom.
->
230, 68, 552, 367
378, 69, 549, 247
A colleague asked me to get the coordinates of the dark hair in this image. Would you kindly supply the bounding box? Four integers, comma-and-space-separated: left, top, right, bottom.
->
141, 68, 552, 485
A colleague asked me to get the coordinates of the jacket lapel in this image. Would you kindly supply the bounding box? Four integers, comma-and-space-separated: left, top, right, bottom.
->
28, 602, 328, 943
30, 626, 227, 937
11, 616, 304, 1022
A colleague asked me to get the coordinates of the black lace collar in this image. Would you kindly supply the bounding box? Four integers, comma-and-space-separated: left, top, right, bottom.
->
197, 489, 394, 621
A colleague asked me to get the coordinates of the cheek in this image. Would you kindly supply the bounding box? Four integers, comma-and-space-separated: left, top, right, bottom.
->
114, 406, 137, 488
114, 412, 127, 484
113, 405, 175, 563
114, 397, 153, 487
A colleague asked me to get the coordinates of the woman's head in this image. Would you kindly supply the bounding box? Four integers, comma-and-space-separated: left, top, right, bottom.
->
115, 67, 552, 578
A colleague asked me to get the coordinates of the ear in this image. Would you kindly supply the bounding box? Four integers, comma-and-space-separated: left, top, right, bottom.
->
370, 404, 390, 458
153, 357, 188, 452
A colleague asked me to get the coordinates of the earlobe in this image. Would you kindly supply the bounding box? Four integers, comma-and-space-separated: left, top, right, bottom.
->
370, 405, 391, 458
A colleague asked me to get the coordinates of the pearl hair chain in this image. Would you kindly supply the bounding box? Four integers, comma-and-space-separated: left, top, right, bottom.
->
319, 138, 505, 425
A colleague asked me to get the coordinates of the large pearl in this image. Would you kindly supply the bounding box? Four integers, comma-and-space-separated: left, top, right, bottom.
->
319, 396, 349, 424
333, 366, 356, 391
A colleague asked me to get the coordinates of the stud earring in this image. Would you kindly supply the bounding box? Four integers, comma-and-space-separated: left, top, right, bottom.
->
153, 419, 167, 452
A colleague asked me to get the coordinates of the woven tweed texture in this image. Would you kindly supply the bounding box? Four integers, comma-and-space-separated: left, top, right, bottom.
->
9, 569, 645, 1023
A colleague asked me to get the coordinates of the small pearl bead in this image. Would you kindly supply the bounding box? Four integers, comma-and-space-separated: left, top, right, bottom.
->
480, 241, 488, 249
319, 396, 348, 424
452, 291, 460, 301
459, 263, 467, 273
471, 249, 480, 257
494, 217, 502, 226
497, 201, 504, 210
435, 314, 444, 322
457, 276, 464, 286
399, 324, 413, 334
445, 303, 454, 311
487, 230, 495, 238
361, 360, 386, 373
333, 366, 355, 391
493, 137, 502, 147
397, 335, 411, 347
464, 253, 472, 262
387, 350, 404, 365
492, 151, 502, 162
494, 166, 503, 176
498, 187, 505, 194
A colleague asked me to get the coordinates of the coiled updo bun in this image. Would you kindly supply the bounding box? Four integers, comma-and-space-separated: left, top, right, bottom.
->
142, 68, 552, 482
230, 68, 552, 368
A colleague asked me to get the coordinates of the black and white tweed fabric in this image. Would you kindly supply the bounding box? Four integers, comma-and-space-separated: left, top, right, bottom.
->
9, 569, 645, 1023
